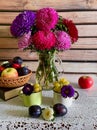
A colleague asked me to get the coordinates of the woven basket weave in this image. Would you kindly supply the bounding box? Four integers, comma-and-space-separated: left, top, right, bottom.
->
0, 71, 32, 88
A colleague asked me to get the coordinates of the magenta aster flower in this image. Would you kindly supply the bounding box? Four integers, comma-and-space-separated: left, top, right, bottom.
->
10, 10, 36, 37
36, 7, 58, 31
55, 31, 71, 51
31, 31, 56, 50
18, 31, 31, 49
61, 85, 75, 98
63, 19, 78, 43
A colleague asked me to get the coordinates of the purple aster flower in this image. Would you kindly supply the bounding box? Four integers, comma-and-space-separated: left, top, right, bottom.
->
10, 10, 36, 37
18, 31, 31, 49
22, 83, 34, 95
61, 85, 75, 98
55, 31, 71, 51
36, 7, 58, 31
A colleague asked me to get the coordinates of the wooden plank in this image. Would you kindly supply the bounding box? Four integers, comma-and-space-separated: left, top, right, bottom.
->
0, 0, 97, 10
59, 11, 97, 24
0, 38, 18, 48
0, 61, 97, 73
77, 25, 97, 37
1, 25, 97, 37
0, 26, 12, 38
0, 0, 25, 11
1, 11, 97, 24
30, 73, 97, 83
72, 38, 97, 49
0, 49, 97, 61
0, 38, 97, 49
0, 12, 19, 24
20, 62, 97, 73
59, 50, 97, 61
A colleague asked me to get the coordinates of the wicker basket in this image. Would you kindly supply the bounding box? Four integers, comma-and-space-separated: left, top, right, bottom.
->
0, 71, 32, 88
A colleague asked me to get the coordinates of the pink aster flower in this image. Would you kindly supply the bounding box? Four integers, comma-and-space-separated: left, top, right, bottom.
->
55, 31, 71, 51
36, 7, 58, 31
18, 31, 31, 49
31, 31, 56, 51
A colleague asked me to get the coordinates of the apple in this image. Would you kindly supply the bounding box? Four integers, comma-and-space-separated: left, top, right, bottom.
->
1, 67, 18, 78
0, 66, 5, 72
12, 63, 21, 69
0, 66, 5, 76
78, 76, 94, 89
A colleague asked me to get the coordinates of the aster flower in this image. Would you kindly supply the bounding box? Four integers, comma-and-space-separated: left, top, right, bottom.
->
55, 31, 71, 51
36, 7, 58, 31
42, 107, 54, 121
10, 10, 36, 37
61, 85, 75, 98
22, 83, 34, 95
63, 19, 78, 43
10, 7, 78, 50
31, 31, 56, 50
18, 31, 31, 49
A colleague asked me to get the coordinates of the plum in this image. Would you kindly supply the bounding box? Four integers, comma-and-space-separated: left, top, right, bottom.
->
13, 56, 23, 65
29, 105, 42, 118
17, 66, 30, 76
53, 103, 67, 117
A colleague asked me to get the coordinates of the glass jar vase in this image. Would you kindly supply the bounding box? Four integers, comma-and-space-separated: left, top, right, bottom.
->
36, 50, 58, 90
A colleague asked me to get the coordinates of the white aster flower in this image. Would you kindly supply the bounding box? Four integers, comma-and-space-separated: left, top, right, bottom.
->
42, 107, 54, 121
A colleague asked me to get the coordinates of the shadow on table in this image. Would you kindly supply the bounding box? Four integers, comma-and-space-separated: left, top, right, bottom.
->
5, 96, 25, 107
5, 95, 54, 107
42, 96, 53, 107
70, 82, 80, 89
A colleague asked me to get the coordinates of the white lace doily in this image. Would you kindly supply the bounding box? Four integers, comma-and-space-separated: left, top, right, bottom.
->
0, 86, 97, 130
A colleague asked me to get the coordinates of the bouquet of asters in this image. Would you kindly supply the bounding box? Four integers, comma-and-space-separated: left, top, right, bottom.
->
10, 7, 78, 89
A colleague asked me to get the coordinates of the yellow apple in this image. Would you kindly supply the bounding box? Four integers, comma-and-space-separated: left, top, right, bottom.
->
1, 67, 18, 78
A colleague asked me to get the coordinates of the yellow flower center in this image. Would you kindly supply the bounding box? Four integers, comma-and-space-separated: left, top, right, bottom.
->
65, 90, 69, 94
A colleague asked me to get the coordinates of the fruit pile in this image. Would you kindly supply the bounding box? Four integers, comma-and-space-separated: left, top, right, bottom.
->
0, 56, 31, 78
29, 103, 67, 121
53, 78, 70, 93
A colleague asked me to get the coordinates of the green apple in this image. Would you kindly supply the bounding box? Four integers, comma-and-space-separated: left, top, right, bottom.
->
1, 67, 18, 78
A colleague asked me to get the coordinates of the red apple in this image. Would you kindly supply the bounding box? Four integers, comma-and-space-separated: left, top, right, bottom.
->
78, 76, 94, 89
12, 63, 21, 69
1, 67, 18, 78
0, 66, 5, 72
0, 66, 5, 76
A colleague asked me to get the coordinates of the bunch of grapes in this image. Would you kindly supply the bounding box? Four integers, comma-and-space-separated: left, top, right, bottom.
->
53, 78, 70, 93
